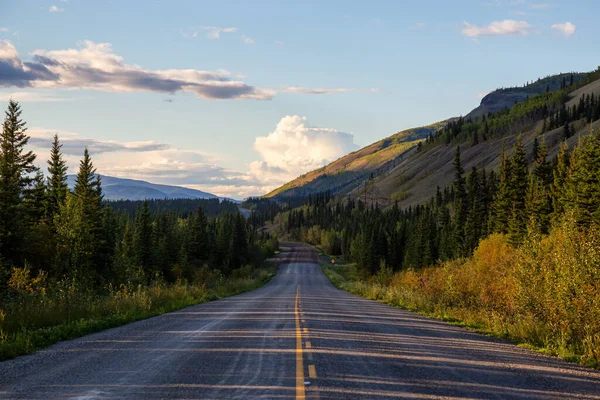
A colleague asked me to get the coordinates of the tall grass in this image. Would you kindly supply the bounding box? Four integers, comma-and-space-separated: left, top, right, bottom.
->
324, 219, 600, 367
0, 265, 274, 360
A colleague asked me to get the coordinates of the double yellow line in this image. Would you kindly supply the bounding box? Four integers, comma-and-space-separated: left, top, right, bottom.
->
295, 285, 305, 399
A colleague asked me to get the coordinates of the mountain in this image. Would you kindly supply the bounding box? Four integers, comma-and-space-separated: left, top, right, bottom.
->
266, 69, 600, 206
264, 123, 445, 198
467, 72, 586, 120
66, 175, 219, 201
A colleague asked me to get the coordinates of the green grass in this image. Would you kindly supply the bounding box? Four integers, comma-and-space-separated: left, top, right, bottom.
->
0, 264, 276, 361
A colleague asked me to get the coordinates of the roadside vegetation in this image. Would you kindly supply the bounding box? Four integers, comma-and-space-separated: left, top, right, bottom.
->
0, 100, 279, 360
322, 221, 600, 368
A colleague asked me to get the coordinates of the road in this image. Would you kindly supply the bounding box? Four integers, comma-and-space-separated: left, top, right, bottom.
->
1, 243, 600, 399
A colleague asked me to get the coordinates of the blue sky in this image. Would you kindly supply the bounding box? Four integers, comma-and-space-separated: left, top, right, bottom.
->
0, 0, 597, 198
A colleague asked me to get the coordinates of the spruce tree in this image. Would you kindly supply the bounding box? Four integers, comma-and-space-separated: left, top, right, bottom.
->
564, 128, 600, 225
46, 134, 68, 221
134, 200, 154, 278
492, 143, 512, 233
507, 136, 529, 244
551, 142, 570, 223
0, 100, 36, 269
527, 141, 553, 234
452, 146, 468, 256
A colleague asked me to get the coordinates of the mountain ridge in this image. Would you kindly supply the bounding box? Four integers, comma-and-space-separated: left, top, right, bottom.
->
265, 69, 600, 205
66, 174, 223, 201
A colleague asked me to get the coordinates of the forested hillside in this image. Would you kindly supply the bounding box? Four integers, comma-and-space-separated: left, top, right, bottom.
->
0, 100, 278, 358
269, 68, 600, 366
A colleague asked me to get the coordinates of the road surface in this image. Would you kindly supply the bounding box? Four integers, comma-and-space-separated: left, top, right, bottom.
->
1, 243, 600, 399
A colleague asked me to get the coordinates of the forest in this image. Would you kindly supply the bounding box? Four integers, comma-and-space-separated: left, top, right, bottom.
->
0, 100, 278, 359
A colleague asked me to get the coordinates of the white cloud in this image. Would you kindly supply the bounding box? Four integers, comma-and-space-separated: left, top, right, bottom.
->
0, 91, 71, 102
241, 35, 255, 45
551, 21, 576, 37
0, 27, 8, 33
248, 115, 358, 189
281, 86, 380, 95
0, 40, 378, 102
49, 5, 64, 12
461, 20, 531, 37
24, 115, 361, 198
0, 40, 274, 100
274, 40, 284, 45
26, 127, 259, 197
199, 26, 238, 39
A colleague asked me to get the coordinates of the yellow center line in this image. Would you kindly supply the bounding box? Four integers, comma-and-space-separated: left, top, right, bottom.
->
295, 285, 305, 400
305, 341, 311, 349
308, 365, 317, 379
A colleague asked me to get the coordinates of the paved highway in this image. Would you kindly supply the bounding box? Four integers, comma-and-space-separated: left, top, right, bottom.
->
1, 243, 600, 399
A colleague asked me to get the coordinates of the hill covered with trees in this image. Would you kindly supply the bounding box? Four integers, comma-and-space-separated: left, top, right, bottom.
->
267, 67, 600, 366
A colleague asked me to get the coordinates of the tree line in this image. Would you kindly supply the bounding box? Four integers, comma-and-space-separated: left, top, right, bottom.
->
278, 125, 600, 274
0, 100, 277, 294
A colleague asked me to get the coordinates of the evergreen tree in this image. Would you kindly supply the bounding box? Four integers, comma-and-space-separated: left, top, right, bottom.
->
134, 200, 154, 277
465, 167, 482, 253
0, 100, 36, 270
507, 136, 529, 244
492, 143, 511, 233
189, 205, 208, 266
46, 134, 68, 221
564, 128, 600, 225
452, 146, 468, 256
551, 142, 570, 222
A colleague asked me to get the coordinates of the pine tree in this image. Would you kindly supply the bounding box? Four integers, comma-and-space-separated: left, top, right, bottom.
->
564, 128, 600, 225
492, 143, 511, 233
0, 100, 36, 270
551, 142, 570, 223
465, 167, 481, 253
507, 136, 529, 244
452, 146, 468, 256
22, 170, 47, 226
134, 200, 154, 277
526, 140, 553, 234
46, 134, 68, 221
189, 205, 208, 266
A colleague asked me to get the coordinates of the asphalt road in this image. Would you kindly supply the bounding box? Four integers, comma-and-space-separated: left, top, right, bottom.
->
1, 243, 600, 399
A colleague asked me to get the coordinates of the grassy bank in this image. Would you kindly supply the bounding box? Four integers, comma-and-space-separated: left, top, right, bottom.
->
0, 264, 276, 360
320, 220, 600, 368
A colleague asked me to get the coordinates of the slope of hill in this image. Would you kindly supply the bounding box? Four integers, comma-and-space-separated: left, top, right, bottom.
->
265, 69, 600, 208
361, 74, 600, 208
467, 72, 586, 119
66, 175, 219, 201
264, 123, 445, 198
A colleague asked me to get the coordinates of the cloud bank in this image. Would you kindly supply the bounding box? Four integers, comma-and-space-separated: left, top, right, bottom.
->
0, 40, 273, 100
27, 116, 359, 198
0, 40, 378, 101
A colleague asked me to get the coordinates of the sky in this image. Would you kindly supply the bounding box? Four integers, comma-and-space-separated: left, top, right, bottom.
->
0, 0, 598, 199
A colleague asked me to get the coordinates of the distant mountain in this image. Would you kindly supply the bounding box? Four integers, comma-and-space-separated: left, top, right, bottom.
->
66, 175, 219, 201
